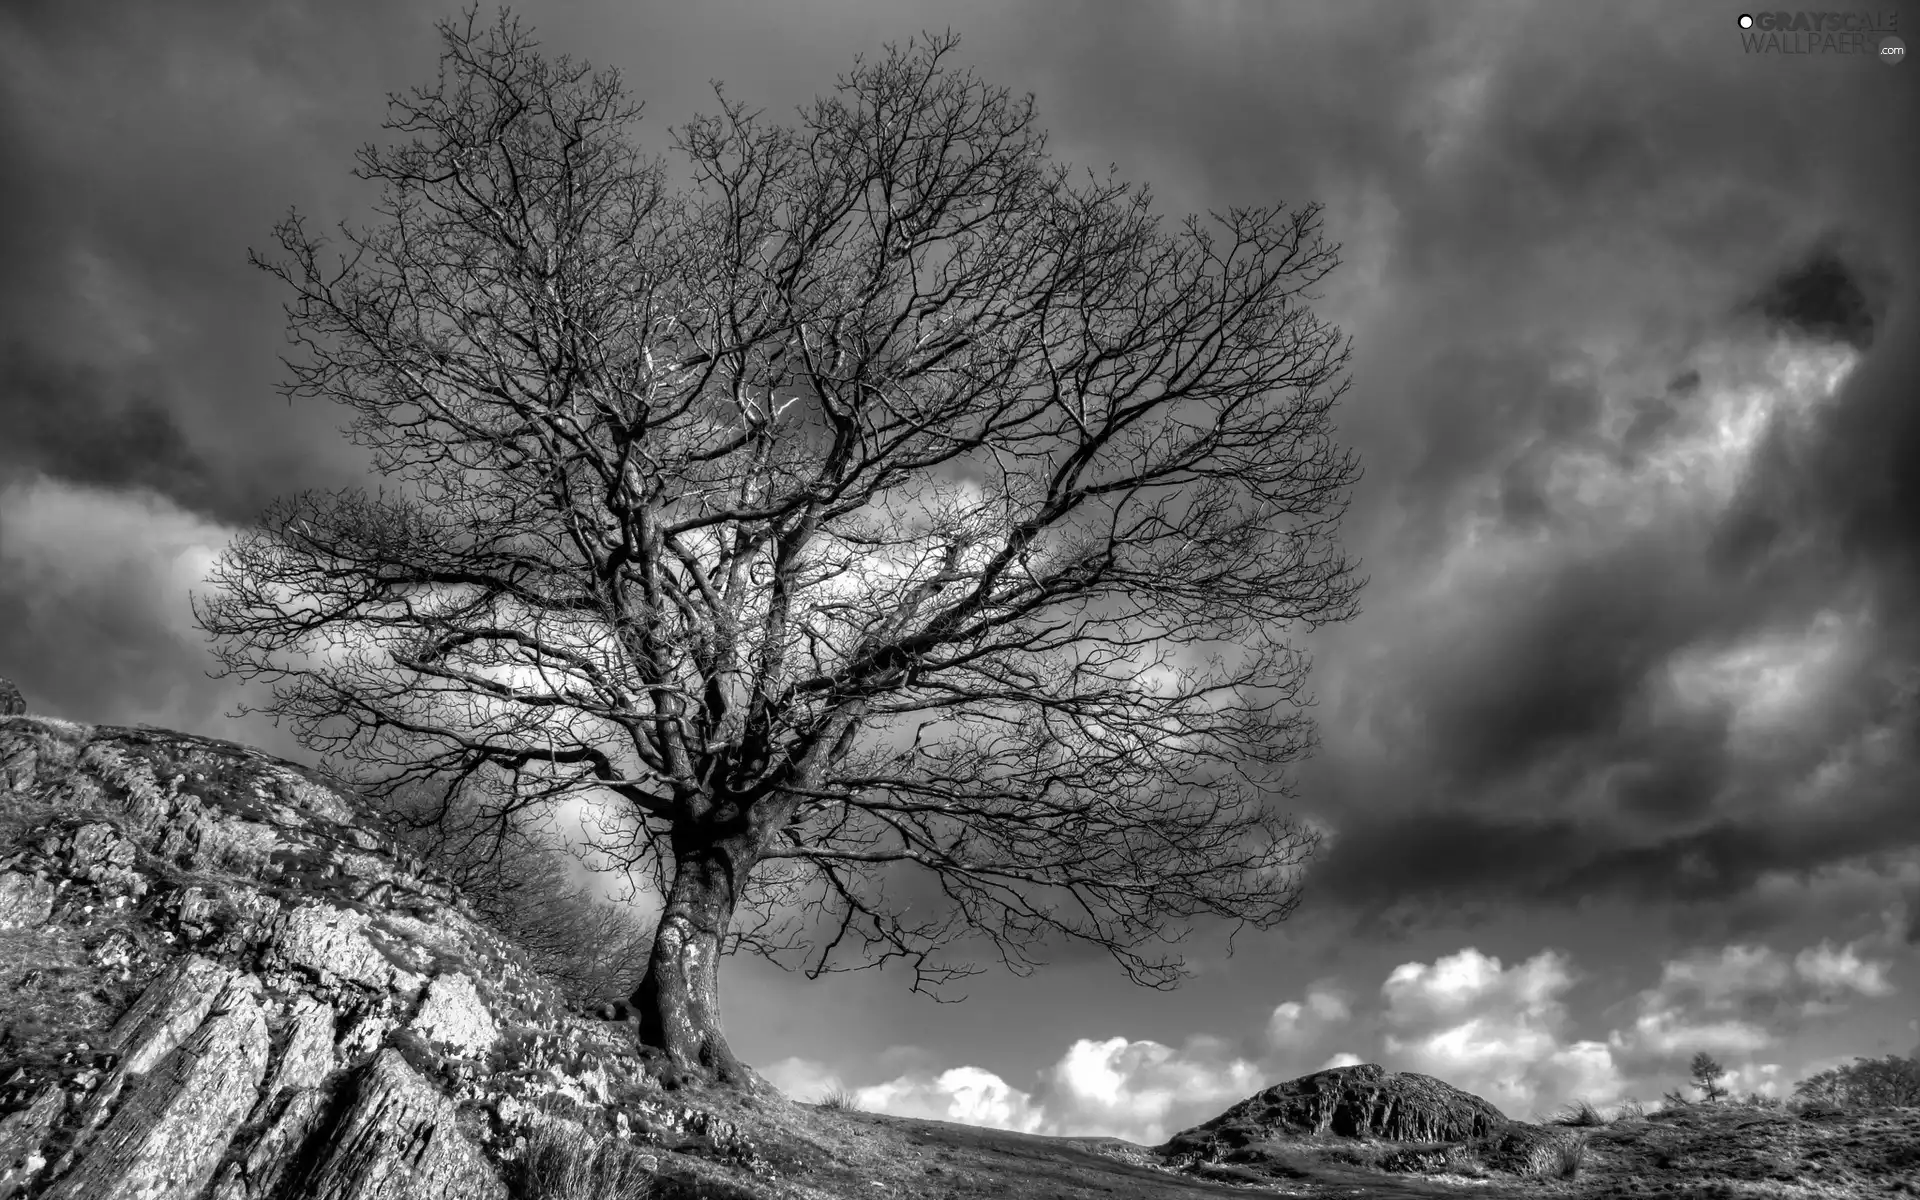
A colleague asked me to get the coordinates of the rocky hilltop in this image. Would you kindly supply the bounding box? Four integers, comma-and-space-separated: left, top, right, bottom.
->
1155, 1062, 1583, 1183
0, 686, 780, 1200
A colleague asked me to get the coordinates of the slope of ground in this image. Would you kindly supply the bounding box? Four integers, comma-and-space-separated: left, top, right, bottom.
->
739, 1099, 1919, 1199
3, 688, 1915, 1199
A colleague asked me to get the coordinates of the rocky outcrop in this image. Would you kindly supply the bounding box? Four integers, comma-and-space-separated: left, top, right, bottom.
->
0, 707, 782, 1200
44, 973, 270, 1200
287, 1049, 504, 1200
1160, 1063, 1510, 1159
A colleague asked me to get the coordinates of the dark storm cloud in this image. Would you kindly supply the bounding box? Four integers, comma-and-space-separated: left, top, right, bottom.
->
2, 0, 1917, 945
1407, 549, 1721, 786
0, 344, 217, 508
1314, 688, 1920, 917
1749, 247, 1890, 350
1006, 1, 1918, 928
0, 0, 418, 512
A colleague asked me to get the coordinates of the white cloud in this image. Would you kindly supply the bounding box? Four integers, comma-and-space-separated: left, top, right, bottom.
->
1615, 935, 1898, 1060
1613, 1010, 1774, 1058
796, 1034, 1267, 1146
0, 477, 244, 727
1722, 1061, 1788, 1100
1267, 983, 1359, 1044
1308, 988, 1352, 1022
1266, 980, 1354, 1074
779, 929, 1904, 1145
1793, 941, 1894, 1000
857, 1066, 1045, 1134
1380, 947, 1625, 1116
1422, 340, 1859, 596
1037, 1036, 1265, 1146
0, 477, 233, 636
760, 1055, 845, 1103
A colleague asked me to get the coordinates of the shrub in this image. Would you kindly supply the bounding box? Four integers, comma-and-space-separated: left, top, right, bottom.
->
1792, 1055, 1920, 1109
817, 1085, 861, 1112
1614, 1096, 1647, 1121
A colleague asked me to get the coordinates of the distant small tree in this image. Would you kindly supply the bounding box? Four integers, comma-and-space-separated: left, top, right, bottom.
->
198, 8, 1362, 1089
1689, 1052, 1728, 1103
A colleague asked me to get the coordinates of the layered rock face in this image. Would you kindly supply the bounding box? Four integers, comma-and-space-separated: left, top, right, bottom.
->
0, 687, 774, 1200
1160, 1063, 1510, 1158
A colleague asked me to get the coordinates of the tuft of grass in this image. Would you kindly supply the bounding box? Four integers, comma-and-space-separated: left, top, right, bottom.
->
1615, 1096, 1648, 1121
1552, 1098, 1609, 1127
816, 1085, 861, 1112
513, 1119, 661, 1200
1551, 1134, 1587, 1180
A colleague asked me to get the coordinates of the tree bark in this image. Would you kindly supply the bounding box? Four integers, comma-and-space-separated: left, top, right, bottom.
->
631, 828, 754, 1090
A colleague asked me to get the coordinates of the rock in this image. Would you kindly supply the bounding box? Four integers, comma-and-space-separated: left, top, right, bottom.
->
1161, 1063, 1509, 1158
266, 903, 424, 997
108, 954, 239, 1076
44, 980, 271, 1200
0, 678, 22, 717
339, 1010, 401, 1063
215, 995, 343, 1200
0, 1085, 62, 1198
1479, 1122, 1585, 1175
296, 1048, 505, 1200
409, 973, 498, 1058
0, 872, 54, 931
262, 996, 338, 1101
68, 821, 146, 897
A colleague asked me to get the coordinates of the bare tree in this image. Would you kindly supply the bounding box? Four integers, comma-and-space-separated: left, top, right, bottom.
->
197, 8, 1362, 1089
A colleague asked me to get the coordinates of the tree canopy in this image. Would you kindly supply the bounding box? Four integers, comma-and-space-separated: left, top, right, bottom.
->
197, 8, 1363, 1085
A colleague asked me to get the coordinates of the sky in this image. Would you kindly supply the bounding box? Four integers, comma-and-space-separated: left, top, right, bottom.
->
2, 0, 1917, 1147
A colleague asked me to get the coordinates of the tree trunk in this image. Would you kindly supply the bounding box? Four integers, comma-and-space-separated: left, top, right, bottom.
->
630, 830, 754, 1090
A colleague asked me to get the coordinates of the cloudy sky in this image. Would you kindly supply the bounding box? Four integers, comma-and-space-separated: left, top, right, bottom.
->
3, 0, 1917, 1145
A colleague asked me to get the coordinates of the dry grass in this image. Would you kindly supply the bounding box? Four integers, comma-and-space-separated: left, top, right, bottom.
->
1551, 1099, 1609, 1127
512, 1118, 662, 1200
816, 1085, 861, 1112
1547, 1133, 1587, 1180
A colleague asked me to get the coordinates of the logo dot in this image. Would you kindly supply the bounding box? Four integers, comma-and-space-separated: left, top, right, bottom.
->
1738, 13, 1754, 28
